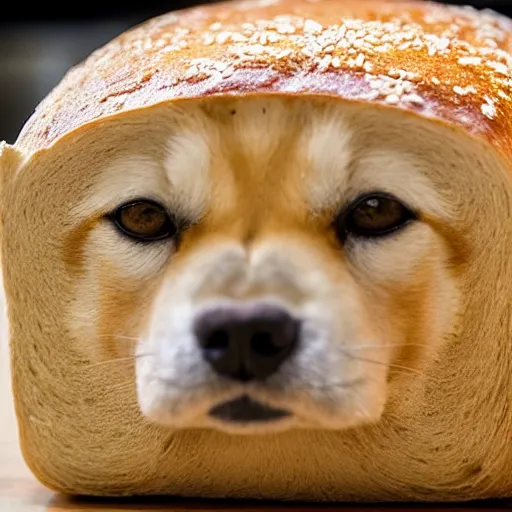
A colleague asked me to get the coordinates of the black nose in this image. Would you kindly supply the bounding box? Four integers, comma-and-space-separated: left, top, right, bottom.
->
193, 303, 300, 382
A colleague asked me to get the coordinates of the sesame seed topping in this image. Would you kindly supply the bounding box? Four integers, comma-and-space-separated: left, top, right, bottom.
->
304, 19, 322, 34
403, 93, 426, 105
385, 94, 400, 104
481, 102, 496, 119
363, 61, 374, 72
486, 60, 509, 75
318, 55, 332, 70
355, 53, 366, 67
331, 56, 341, 68
453, 85, 477, 95
215, 32, 231, 44
21, 0, 512, 151
458, 56, 483, 65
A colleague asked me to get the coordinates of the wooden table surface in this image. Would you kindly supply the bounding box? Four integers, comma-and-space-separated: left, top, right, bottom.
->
2, 291, 512, 511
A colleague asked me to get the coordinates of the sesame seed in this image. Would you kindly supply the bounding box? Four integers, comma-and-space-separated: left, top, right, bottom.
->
221, 67, 234, 78
369, 79, 384, 90
267, 33, 281, 43
363, 61, 374, 72
184, 64, 199, 79
403, 93, 425, 105
437, 37, 451, 51
318, 54, 332, 70
304, 19, 323, 34
363, 90, 381, 101
276, 23, 296, 34
458, 56, 483, 65
215, 32, 231, 44
453, 85, 477, 95
230, 33, 248, 43
405, 71, 420, 81
481, 102, 496, 119
385, 94, 400, 104
275, 49, 292, 59
486, 61, 509, 75
398, 42, 412, 51
203, 34, 215, 45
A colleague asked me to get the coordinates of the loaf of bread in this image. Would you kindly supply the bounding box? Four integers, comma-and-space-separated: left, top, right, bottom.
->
2, 0, 512, 502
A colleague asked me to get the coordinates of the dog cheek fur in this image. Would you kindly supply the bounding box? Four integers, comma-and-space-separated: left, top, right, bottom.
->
365, 237, 461, 384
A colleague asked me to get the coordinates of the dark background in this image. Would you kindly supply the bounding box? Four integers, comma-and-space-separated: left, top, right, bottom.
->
0, 0, 510, 143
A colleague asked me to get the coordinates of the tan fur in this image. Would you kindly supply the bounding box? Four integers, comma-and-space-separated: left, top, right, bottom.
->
2, 94, 512, 501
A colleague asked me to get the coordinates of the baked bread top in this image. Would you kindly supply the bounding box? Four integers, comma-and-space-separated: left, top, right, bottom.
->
15, 0, 512, 161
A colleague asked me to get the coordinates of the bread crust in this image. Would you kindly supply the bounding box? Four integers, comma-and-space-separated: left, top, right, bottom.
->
15, 0, 512, 161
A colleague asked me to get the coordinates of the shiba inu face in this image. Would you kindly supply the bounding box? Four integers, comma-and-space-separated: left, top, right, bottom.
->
60, 97, 468, 435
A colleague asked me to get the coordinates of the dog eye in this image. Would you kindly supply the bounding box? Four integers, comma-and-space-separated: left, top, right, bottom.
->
110, 200, 177, 242
336, 193, 417, 240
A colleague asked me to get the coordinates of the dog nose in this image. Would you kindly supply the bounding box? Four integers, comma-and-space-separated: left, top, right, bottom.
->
193, 303, 300, 381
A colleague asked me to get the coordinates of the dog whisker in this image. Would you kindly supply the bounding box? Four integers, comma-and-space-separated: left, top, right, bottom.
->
351, 342, 431, 350
305, 379, 364, 391
106, 377, 209, 394
345, 354, 423, 376
95, 334, 141, 342
105, 381, 137, 393
81, 352, 153, 370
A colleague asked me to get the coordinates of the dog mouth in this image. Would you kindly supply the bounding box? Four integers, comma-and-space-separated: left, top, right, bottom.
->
209, 395, 291, 423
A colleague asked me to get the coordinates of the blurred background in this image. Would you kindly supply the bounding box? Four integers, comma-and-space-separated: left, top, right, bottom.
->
0, 0, 510, 143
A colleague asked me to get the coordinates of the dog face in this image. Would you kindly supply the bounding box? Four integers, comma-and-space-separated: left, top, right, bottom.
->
55, 97, 469, 435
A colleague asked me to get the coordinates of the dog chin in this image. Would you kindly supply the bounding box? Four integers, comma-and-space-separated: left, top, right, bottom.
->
203, 403, 384, 435
138, 386, 386, 435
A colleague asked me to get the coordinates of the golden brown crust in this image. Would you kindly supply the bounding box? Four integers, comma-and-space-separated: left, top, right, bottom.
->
15, 0, 512, 160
